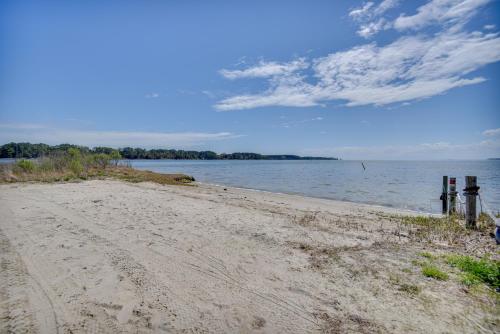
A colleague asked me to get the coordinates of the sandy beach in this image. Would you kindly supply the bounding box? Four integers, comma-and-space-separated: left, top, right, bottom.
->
0, 180, 498, 333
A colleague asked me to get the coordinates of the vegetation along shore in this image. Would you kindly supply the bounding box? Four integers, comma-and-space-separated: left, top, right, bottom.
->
0, 142, 338, 160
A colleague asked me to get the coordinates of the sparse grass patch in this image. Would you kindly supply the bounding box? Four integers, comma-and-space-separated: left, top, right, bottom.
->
446, 254, 500, 289
422, 265, 449, 280
411, 259, 426, 267
376, 213, 486, 247
293, 212, 318, 227
418, 251, 436, 260
398, 283, 421, 296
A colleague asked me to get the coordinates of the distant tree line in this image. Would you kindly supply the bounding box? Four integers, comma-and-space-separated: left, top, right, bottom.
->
0, 142, 338, 160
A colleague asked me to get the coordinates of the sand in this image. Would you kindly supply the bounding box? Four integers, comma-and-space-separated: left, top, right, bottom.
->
0, 180, 497, 333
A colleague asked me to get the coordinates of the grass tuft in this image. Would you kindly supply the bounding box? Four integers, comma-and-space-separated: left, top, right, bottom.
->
422, 265, 449, 280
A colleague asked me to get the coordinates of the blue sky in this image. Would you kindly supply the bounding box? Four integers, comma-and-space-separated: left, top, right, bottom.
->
0, 0, 499, 159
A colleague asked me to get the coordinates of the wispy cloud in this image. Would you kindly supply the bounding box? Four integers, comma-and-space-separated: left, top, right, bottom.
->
215, 0, 500, 111
301, 139, 500, 160
483, 128, 500, 137
145, 92, 159, 98
0, 123, 241, 148
349, 0, 400, 37
219, 59, 308, 80
0, 123, 47, 130
280, 116, 324, 128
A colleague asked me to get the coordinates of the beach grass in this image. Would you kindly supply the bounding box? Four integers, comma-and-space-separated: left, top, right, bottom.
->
0, 150, 194, 186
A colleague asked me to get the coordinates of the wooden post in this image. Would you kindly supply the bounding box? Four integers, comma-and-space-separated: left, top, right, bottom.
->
449, 177, 457, 215
441, 176, 448, 214
464, 176, 479, 229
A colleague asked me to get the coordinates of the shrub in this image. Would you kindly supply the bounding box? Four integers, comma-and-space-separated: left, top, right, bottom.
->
91, 153, 112, 169
109, 150, 122, 166
69, 159, 83, 176
422, 265, 448, 280
16, 159, 36, 172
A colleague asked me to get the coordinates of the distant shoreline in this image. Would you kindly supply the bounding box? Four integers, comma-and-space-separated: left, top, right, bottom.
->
0, 142, 338, 160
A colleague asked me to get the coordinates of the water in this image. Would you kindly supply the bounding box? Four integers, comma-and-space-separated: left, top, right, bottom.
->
1, 158, 497, 213
128, 159, 500, 214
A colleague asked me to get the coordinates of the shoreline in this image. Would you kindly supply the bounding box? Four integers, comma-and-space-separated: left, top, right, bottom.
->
0, 179, 497, 333
196, 180, 437, 217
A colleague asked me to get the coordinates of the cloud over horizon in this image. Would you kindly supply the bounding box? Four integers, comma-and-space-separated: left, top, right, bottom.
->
0, 124, 241, 148
215, 0, 500, 111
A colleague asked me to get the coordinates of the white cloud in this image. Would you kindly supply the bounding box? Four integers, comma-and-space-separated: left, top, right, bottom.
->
145, 92, 159, 98
215, 1, 500, 111
483, 128, 500, 136
215, 27, 500, 110
219, 59, 308, 80
0, 124, 241, 148
484, 24, 496, 30
394, 0, 490, 31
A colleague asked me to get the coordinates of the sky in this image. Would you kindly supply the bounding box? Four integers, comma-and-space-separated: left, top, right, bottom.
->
0, 0, 499, 159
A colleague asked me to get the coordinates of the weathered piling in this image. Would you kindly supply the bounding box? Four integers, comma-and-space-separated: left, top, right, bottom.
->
449, 177, 457, 215
441, 176, 448, 214
464, 176, 479, 229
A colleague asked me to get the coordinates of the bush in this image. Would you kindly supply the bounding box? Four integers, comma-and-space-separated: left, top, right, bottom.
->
16, 159, 36, 172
